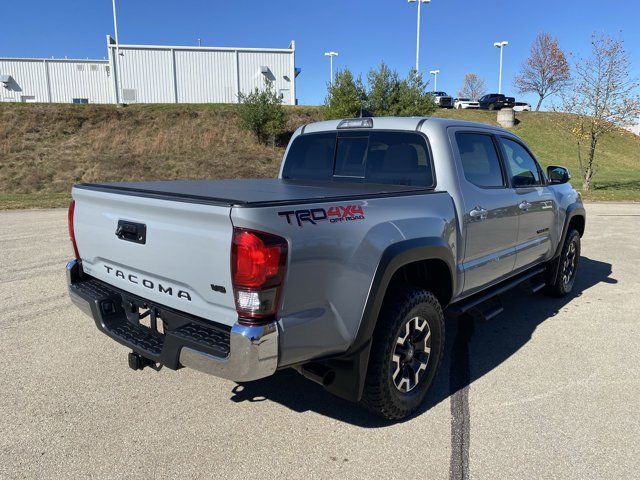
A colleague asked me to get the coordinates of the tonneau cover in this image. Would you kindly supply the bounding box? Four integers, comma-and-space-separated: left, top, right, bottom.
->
75, 178, 430, 207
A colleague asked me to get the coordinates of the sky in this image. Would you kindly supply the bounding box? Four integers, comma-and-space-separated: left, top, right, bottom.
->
2, 0, 639, 108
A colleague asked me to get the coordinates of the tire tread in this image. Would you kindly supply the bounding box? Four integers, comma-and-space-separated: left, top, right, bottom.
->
361, 286, 444, 420
544, 228, 581, 297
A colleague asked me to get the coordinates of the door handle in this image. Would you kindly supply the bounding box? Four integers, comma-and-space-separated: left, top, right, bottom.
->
469, 207, 488, 220
518, 201, 532, 211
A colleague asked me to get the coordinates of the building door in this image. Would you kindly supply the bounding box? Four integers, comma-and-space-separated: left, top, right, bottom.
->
21, 95, 36, 103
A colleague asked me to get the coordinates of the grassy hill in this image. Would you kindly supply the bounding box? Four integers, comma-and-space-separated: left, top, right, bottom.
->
432, 109, 640, 201
1, 103, 639, 209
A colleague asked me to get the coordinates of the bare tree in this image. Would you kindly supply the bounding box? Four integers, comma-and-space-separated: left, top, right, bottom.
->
515, 33, 571, 111
458, 73, 486, 100
560, 33, 640, 192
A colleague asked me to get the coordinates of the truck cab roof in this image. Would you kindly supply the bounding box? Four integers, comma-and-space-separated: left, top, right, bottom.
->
300, 116, 509, 136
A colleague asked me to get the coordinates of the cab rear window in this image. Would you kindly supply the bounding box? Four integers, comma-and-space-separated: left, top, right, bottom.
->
281, 132, 335, 181
281, 131, 434, 188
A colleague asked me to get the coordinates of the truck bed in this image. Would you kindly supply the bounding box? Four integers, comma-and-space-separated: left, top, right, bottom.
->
75, 179, 431, 207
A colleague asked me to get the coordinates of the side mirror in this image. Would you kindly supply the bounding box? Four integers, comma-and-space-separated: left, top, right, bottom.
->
547, 166, 571, 184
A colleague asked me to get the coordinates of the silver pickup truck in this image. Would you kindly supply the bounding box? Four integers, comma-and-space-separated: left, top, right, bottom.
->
66, 116, 585, 419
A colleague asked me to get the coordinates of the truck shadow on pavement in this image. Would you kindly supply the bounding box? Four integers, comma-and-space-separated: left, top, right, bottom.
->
228, 256, 615, 427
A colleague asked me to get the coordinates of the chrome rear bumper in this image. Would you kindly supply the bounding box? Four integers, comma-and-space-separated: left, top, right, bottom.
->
179, 322, 278, 382
66, 259, 278, 382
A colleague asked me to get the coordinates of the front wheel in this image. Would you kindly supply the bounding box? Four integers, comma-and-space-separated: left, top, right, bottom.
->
361, 286, 445, 420
544, 229, 581, 297
488, 104, 496, 111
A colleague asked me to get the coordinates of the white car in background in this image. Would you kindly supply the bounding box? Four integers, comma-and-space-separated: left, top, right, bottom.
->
454, 98, 479, 109
513, 102, 532, 112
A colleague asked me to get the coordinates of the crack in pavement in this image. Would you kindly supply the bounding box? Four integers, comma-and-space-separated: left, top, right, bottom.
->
449, 316, 475, 480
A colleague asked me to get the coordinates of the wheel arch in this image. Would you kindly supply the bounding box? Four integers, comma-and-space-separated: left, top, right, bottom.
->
569, 213, 585, 237
321, 237, 455, 402
554, 203, 586, 259
353, 237, 455, 352
546, 203, 586, 289
386, 258, 453, 308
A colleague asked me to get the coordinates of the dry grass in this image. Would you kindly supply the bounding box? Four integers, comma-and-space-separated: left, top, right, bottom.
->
1, 104, 638, 207
0, 192, 70, 210
0, 103, 322, 195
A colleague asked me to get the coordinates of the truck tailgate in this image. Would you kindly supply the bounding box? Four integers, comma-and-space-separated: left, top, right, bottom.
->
72, 187, 237, 326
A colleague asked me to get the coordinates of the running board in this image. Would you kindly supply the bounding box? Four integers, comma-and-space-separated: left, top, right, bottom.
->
467, 296, 504, 322
448, 266, 546, 318
530, 274, 547, 293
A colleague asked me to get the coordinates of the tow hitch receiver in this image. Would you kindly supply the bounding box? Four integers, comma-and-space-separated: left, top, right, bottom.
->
128, 351, 161, 371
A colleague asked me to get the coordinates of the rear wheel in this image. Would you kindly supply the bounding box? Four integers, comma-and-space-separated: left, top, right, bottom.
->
361, 286, 445, 420
544, 229, 581, 297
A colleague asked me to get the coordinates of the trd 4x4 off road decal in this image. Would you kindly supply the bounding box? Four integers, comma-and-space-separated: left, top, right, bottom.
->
278, 205, 365, 227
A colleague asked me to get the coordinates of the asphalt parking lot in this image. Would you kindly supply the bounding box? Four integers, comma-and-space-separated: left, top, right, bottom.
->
1, 203, 638, 479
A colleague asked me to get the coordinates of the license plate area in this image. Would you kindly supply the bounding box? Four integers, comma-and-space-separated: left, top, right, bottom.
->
123, 297, 166, 337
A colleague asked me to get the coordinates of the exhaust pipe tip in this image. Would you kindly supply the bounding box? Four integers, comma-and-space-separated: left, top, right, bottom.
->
297, 363, 336, 387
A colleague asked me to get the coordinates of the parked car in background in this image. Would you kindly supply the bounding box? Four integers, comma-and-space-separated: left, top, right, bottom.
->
478, 93, 516, 110
513, 102, 532, 112
428, 91, 454, 109
454, 98, 480, 109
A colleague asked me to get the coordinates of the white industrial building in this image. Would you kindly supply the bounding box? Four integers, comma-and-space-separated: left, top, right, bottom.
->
0, 35, 297, 105
0, 58, 111, 103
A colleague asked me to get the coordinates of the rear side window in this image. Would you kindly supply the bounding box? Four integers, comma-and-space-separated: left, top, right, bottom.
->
499, 137, 542, 187
456, 133, 504, 188
364, 131, 432, 186
282, 131, 434, 187
281, 132, 336, 181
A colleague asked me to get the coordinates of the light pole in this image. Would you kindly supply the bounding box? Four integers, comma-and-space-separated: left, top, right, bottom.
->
429, 69, 440, 91
324, 51, 339, 86
408, 0, 431, 72
493, 40, 508, 94
112, 0, 124, 104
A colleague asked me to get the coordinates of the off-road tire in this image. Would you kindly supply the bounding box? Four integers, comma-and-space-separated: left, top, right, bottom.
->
361, 286, 445, 420
544, 228, 581, 297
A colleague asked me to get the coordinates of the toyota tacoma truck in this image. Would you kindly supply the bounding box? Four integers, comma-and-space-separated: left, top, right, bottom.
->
66, 116, 585, 420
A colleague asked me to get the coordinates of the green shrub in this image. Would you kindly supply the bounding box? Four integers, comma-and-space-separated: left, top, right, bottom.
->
323, 69, 367, 120
324, 63, 436, 119
366, 62, 401, 116
238, 80, 287, 145
394, 69, 436, 116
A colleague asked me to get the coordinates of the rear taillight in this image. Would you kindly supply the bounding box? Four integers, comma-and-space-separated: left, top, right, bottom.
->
68, 200, 80, 260
231, 228, 288, 322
